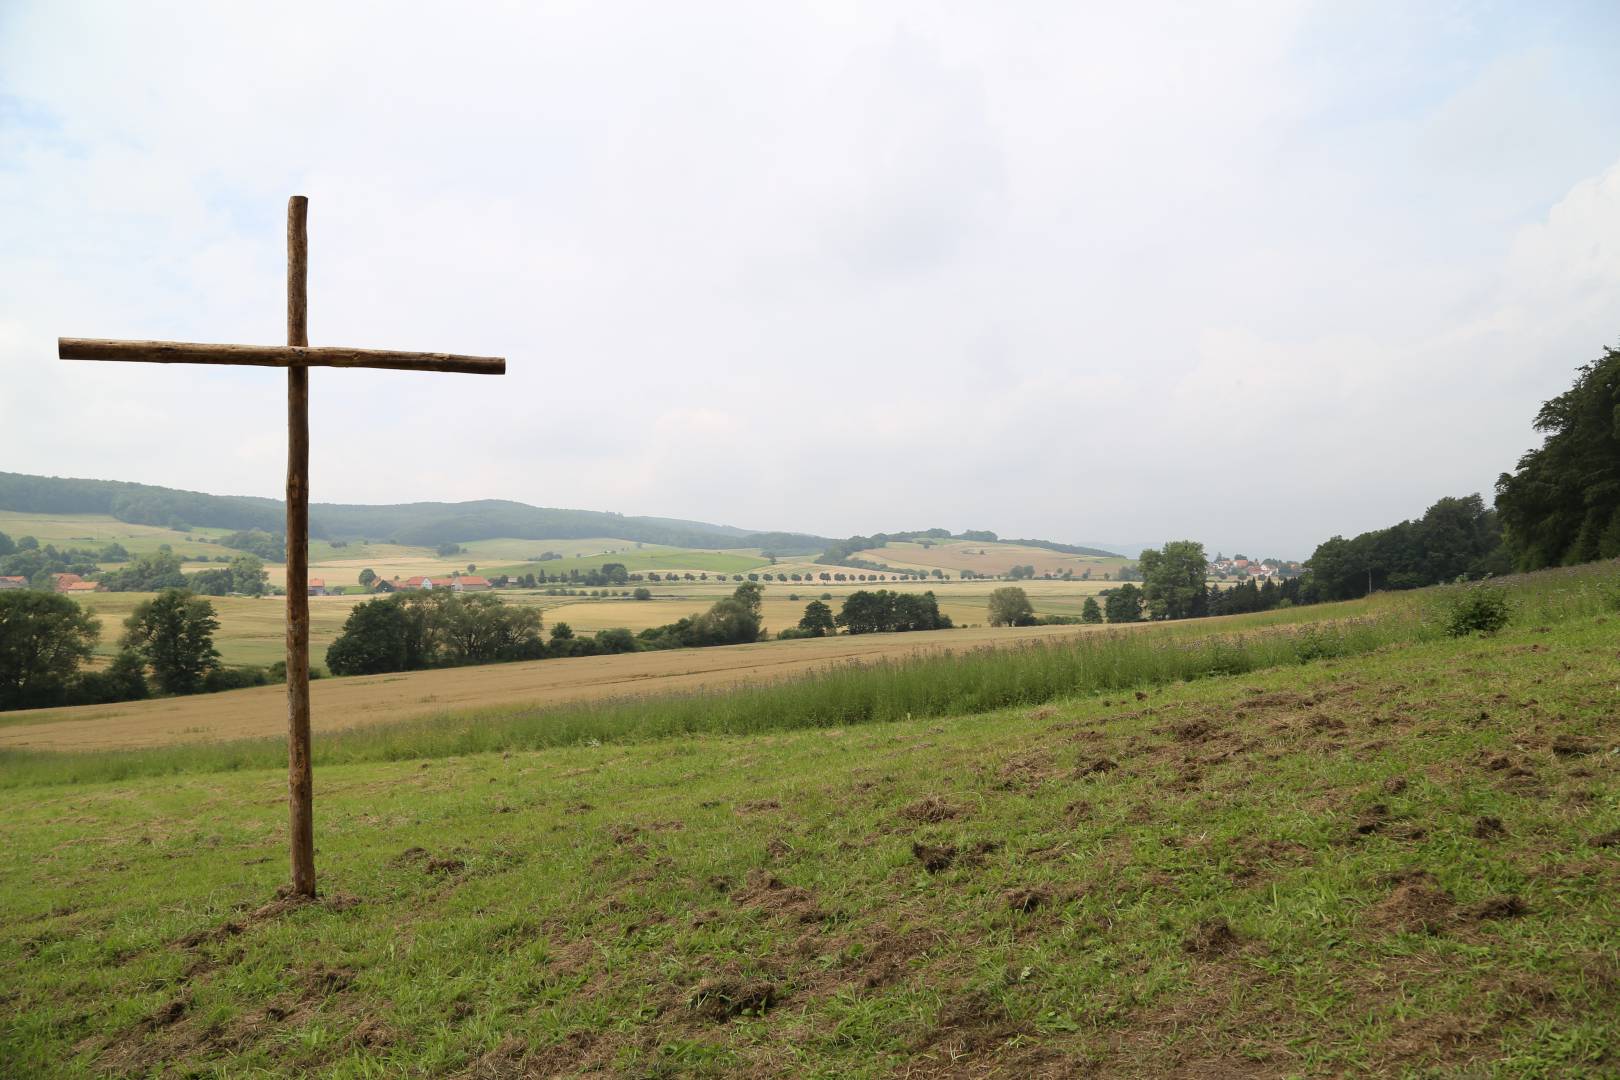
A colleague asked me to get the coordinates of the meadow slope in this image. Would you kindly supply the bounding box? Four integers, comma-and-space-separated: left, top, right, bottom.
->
1, 575, 1617, 1077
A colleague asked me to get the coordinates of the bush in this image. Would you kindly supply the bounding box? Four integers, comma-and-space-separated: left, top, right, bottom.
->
1442, 585, 1513, 637
203, 666, 271, 693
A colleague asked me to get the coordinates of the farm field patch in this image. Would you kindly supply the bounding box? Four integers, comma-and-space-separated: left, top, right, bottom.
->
0, 510, 232, 559
0, 622, 1122, 751
855, 539, 1132, 578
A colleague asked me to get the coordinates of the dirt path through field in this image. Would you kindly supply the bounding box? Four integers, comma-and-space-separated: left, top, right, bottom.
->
0, 623, 1108, 751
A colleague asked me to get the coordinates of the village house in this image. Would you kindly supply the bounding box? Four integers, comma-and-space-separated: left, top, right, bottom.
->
0, 575, 28, 590
307, 578, 330, 596
52, 573, 102, 594
398, 573, 492, 592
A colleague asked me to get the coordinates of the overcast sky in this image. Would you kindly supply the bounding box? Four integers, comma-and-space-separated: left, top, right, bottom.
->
3, 3, 1619, 558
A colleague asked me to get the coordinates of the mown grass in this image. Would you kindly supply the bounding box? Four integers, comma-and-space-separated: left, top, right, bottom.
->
1, 583, 1616, 1076
7, 562, 1616, 791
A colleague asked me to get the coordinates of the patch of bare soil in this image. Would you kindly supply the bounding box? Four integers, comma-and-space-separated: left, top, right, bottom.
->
910, 989, 1031, 1058
900, 796, 965, 823
912, 842, 957, 873
688, 977, 780, 1021
733, 869, 826, 924
1367, 871, 1456, 934
1182, 917, 1240, 956
1552, 734, 1599, 758
1003, 886, 1051, 913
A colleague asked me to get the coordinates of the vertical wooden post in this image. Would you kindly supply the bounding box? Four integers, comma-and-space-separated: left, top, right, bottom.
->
285, 195, 315, 899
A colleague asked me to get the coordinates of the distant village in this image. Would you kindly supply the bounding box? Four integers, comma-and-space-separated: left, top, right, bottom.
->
1207, 555, 1302, 581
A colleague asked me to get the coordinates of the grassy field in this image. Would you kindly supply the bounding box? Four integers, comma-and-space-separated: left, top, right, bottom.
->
0, 510, 234, 559
1, 566, 1617, 1076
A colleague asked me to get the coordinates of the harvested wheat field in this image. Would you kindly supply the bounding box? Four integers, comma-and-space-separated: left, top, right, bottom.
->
0, 623, 1114, 752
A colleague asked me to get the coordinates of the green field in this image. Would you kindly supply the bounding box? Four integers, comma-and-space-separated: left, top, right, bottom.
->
2, 566, 1617, 1075
0, 510, 234, 559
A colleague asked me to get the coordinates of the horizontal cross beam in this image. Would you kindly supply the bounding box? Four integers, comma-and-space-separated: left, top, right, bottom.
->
58, 337, 505, 375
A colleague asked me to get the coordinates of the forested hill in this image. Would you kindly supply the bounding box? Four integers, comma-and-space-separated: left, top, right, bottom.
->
0, 472, 830, 552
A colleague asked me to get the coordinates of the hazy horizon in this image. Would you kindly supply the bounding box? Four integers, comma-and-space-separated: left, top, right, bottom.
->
4, 3, 1619, 560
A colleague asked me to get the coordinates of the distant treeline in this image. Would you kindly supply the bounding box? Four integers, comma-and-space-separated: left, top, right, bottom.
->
0, 472, 829, 552
1300, 344, 1620, 594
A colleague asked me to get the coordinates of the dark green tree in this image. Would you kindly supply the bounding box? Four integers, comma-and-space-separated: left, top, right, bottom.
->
1496, 345, 1620, 569
1102, 583, 1144, 623
121, 589, 220, 694
358, 568, 377, 588
1081, 596, 1103, 624
987, 586, 1035, 627
1138, 541, 1208, 620
798, 599, 836, 636
0, 591, 101, 710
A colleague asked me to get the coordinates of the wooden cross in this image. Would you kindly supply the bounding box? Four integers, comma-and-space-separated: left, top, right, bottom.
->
58, 196, 505, 898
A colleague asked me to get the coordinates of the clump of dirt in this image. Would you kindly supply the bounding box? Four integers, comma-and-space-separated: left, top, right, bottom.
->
1382, 776, 1409, 795
1064, 799, 1093, 822
1003, 887, 1050, 913
911, 842, 957, 873
995, 752, 1054, 790
393, 846, 429, 864
1182, 916, 1240, 956
346, 1017, 395, 1050
1169, 720, 1213, 742
899, 796, 964, 823
688, 978, 779, 1021
1367, 870, 1454, 934
1590, 830, 1620, 848
912, 989, 1030, 1057
1352, 803, 1390, 836
303, 965, 354, 997
1552, 734, 1598, 757
1027, 705, 1058, 721
1073, 757, 1119, 779
1471, 816, 1507, 840
1463, 894, 1529, 921
469, 1033, 529, 1075
563, 801, 593, 814
425, 856, 465, 875
737, 799, 782, 813
175, 920, 244, 949
764, 837, 792, 861
733, 870, 825, 924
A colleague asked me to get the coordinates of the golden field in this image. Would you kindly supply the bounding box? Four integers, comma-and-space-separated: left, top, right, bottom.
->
0, 621, 1119, 751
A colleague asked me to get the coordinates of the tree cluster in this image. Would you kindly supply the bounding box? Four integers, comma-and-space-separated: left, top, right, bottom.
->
834, 590, 951, 634
325, 591, 546, 675
1495, 345, 1620, 570
1305, 495, 1507, 601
